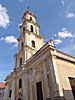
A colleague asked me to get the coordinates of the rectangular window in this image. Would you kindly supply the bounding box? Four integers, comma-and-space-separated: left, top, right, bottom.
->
69, 77, 75, 99
20, 58, 22, 67
9, 90, 12, 98
36, 81, 43, 100
19, 78, 22, 89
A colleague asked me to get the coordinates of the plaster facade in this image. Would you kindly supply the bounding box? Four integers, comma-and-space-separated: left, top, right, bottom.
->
5, 10, 75, 100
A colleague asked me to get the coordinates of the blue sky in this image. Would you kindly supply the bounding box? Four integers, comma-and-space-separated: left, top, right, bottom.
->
0, 0, 75, 82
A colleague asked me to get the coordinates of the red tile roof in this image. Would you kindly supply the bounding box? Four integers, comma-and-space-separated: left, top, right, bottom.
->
0, 82, 5, 88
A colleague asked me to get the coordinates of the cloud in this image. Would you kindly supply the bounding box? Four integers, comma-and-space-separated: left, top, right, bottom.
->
53, 33, 57, 37
67, 13, 75, 18
0, 4, 10, 28
58, 28, 73, 38
0, 37, 5, 40
70, 39, 74, 42
53, 28, 75, 45
0, 36, 17, 43
54, 39, 62, 45
61, 0, 64, 6
0, 36, 18, 47
4, 36, 17, 43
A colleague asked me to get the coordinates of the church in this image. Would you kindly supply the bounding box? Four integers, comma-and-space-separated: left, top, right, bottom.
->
4, 10, 75, 100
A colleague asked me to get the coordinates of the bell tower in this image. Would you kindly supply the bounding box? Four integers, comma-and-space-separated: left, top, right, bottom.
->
14, 10, 45, 70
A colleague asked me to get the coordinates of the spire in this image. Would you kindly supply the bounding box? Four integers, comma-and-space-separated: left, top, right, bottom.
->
22, 9, 36, 20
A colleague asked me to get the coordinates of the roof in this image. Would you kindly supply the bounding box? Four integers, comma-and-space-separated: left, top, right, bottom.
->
24, 10, 33, 16
22, 10, 36, 19
57, 50, 75, 59
0, 82, 5, 88
26, 40, 75, 64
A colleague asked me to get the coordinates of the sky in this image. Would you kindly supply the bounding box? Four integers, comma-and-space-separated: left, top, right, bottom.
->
0, 0, 75, 82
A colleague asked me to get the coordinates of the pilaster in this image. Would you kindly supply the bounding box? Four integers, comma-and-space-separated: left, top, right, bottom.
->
4, 83, 8, 100
22, 67, 28, 100
11, 74, 16, 100
49, 51, 64, 99
42, 60, 51, 100
30, 75, 33, 100
29, 69, 33, 100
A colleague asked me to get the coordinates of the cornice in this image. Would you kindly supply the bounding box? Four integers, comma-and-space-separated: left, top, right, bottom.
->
17, 30, 44, 42
25, 19, 39, 27
26, 41, 75, 66
17, 32, 25, 41
56, 50, 75, 63
25, 44, 38, 51
19, 19, 39, 29
5, 66, 24, 81
57, 50, 75, 59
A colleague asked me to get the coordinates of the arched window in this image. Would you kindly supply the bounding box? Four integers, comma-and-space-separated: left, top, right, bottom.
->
21, 42, 24, 49
31, 25, 33, 32
32, 40, 35, 48
19, 78, 22, 88
30, 17, 32, 21
20, 58, 22, 67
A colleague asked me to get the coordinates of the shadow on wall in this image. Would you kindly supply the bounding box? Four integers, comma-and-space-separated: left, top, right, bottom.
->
63, 89, 75, 100
52, 83, 75, 100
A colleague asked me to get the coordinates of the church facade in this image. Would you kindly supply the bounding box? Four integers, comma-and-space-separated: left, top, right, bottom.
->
5, 10, 75, 100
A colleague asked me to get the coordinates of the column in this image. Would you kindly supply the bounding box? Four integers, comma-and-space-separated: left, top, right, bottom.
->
49, 55, 65, 100
22, 68, 28, 100
24, 48, 27, 63
30, 75, 33, 100
42, 60, 51, 100
34, 82, 37, 100
11, 74, 16, 100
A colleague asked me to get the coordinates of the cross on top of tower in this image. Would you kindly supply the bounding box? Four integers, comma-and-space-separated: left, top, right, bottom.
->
27, 6, 30, 10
